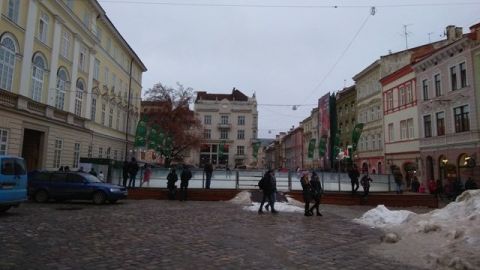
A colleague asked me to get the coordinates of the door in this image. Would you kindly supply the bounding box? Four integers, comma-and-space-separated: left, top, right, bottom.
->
22, 129, 44, 172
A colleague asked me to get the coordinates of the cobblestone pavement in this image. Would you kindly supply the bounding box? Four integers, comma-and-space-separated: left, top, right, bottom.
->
0, 200, 425, 270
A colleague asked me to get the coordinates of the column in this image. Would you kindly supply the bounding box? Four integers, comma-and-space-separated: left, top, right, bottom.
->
68, 35, 80, 114
0, 0, 4, 17
18, 0, 38, 97
85, 49, 96, 119
47, 16, 63, 107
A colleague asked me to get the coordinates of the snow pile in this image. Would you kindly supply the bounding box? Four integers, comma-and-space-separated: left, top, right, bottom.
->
228, 191, 252, 205
357, 190, 480, 270
354, 205, 415, 228
243, 202, 304, 213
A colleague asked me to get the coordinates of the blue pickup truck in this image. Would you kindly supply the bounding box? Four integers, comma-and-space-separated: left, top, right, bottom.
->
0, 156, 28, 212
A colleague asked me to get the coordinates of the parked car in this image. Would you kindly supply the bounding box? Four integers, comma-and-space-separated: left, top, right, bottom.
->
28, 171, 127, 204
0, 156, 28, 212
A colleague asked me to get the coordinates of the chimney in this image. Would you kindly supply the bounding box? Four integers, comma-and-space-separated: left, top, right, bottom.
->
446, 25, 463, 42
470, 23, 480, 40
455, 27, 463, 39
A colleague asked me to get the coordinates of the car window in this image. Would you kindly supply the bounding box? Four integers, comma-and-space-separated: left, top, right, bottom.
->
68, 174, 85, 183
1, 158, 15, 175
14, 159, 26, 175
50, 173, 67, 183
82, 173, 102, 183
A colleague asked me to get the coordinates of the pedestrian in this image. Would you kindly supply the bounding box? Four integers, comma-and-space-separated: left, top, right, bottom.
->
64, 166, 70, 172
128, 157, 139, 188
428, 179, 437, 195
411, 175, 420, 192
465, 177, 478, 190
122, 160, 129, 187
180, 165, 192, 201
89, 167, 97, 177
167, 167, 178, 200
309, 171, 323, 216
78, 166, 84, 173
360, 173, 372, 197
348, 164, 360, 194
258, 170, 278, 214
98, 171, 105, 182
141, 164, 152, 187
264, 170, 277, 212
58, 166, 64, 172
226, 166, 231, 179
300, 172, 312, 216
204, 162, 213, 189
394, 173, 403, 194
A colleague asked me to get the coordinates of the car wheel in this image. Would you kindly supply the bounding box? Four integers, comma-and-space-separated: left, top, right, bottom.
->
92, 192, 106, 205
0, 206, 11, 212
109, 199, 118, 204
34, 190, 49, 203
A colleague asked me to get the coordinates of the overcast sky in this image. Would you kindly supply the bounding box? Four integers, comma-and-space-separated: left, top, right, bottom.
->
99, 0, 480, 138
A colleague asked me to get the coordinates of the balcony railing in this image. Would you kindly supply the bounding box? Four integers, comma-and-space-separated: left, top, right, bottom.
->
217, 123, 232, 129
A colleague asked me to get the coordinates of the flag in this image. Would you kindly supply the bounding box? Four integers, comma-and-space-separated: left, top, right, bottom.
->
134, 116, 148, 148
308, 139, 316, 159
318, 137, 327, 157
252, 142, 261, 159
351, 123, 364, 152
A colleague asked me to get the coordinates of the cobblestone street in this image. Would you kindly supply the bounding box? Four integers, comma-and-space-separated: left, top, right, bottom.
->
0, 200, 424, 270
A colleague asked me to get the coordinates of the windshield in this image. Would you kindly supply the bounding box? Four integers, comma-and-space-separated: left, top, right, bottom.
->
82, 173, 103, 183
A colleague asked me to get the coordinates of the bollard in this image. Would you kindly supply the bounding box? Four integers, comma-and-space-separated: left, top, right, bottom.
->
288, 171, 292, 191
337, 172, 341, 192
235, 170, 239, 189
388, 174, 391, 192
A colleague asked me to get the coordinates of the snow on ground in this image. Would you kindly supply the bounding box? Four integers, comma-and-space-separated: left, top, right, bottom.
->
228, 191, 252, 205
355, 190, 480, 270
229, 191, 304, 213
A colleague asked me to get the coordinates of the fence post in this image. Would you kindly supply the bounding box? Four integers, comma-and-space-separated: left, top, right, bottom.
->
202, 171, 205, 189
388, 174, 391, 192
337, 172, 341, 192
235, 170, 239, 189
321, 171, 325, 192
288, 171, 292, 191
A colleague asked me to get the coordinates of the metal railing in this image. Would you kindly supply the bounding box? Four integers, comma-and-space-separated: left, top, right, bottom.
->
111, 168, 394, 192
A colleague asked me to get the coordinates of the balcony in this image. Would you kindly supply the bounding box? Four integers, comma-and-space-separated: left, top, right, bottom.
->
217, 123, 232, 129
234, 154, 246, 159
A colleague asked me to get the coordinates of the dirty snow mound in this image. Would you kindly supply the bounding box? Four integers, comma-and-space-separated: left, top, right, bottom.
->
354, 205, 416, 228
243, 202, 304, 213
229, 191, 252, 204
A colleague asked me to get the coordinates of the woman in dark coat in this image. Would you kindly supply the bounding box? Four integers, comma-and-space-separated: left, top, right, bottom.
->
167, 168, 178, 200
258, 170, 278, 214
309, 171, 323, 216
300, 172, 312, 216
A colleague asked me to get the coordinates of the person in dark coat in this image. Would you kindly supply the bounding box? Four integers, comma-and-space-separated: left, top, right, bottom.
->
309, 171, 323, 216
122, 161, 129, 187
204, 163, 213, 189
180, 165, 193, 201
411, 175, 420, 192
128, 157, 139, 188
348, 165, 360, 194
258, 170, 278, 214
465, 177, 478, 190
89, 167, 97, 177
167, 168, 178, 200
360, 174, 373, 197
300, 172, 312, 216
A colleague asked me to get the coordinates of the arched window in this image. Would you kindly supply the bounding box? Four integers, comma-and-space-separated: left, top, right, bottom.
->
31, 53, 46, 102
74, 79, 84, 116
0, 35, 17, 91
55, 68, 69, 110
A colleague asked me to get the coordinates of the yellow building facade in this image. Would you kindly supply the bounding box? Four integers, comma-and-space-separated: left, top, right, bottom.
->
0, 0, 146, 171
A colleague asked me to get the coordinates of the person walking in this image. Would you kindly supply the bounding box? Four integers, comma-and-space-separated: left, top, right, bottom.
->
258, 170, 278, 214
300, 172, 312, 216
89, 167, 97, 177
122, 160, 129, 187
348, 165, 360, 194
360, 173, 373, 197
167, 167, 178, 200
141, 164, 152, 187
204, 162, 213, 189
264, 170, 277, 212
128, 157, 139, 188
179, 165, 193, 201
98, 171, 105, 182
309, 171, 323, 216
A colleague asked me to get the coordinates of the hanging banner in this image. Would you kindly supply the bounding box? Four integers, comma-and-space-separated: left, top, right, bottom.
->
252, 142, 261, 159
218, 141, 225, 156
351, 123, 364, 152
308, 139, 316, 159
134, 116, 148, 148
318, 137, 327, 157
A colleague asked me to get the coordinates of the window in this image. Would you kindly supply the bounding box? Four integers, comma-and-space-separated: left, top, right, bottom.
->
423, 115, 432, 138
65, 0, 74, 9
422, 79, 429, 100
407, 118, 414, 139
104, 67, 109, 84
460, 62, 467, 88
101, 103, 106, 125
0, 129, 8, 155
79, 47, 87, 72
399, 86, 406, 106
387, 92, 393, 110
434, 74, 441, 96
31, 54, 46, 102
0, 36, 17, 91
220, 115, 229, 125
73, 143, 80, 169
7, 0, 20, 23
116, 109, 120, 130
88, 145, 93, 158
406, 84, 413, 104
400, 120, 407, 140
377, 134, 382, 150
74, 79, 84, 116
450, 66, 458, 91
1, 158, 25, 175
82, 11, 91, 29
91, 97, 97, 121
372, 135, 376, 150
38, 12, 49, 43
106, 147, 111, 159
55, 69, 68, 110
98, 147, 103, 158
204, 129, 211, 139
237, 146, 245, 155
238, 115, 245, 125
237, 130, 245, 140
220, 129, 228, 139
107, 38, 112, 54
113, 150, 118, 161
388, 123, 394, 142
112, 73, 117, 90
93, 59, 100, 81
53, 138, 63, 168
109, 108, 113, 128
454, 105, 469, 133
365, 135, 368, 150
61, 31, 71, 59
436, 112, 445, 136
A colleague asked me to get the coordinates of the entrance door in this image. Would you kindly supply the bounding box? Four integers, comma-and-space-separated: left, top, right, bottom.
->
22, 129, 44, 171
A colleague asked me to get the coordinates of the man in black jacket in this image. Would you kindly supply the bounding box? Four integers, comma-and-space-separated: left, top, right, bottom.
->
258, 170, 278, 214
180, 165, 193, 201
348, 165, 360, 194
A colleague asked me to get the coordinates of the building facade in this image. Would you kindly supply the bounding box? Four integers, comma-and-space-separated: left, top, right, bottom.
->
193, 88, 258, 168
415, 25, 480, 187
335, 85, 356, 171
283, 127, 303, 170
0, 0, 146, 171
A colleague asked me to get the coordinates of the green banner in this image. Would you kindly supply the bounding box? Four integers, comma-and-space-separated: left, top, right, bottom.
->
134, 116, 148, 148
351, 123, 364, 152
252, 142, 261, 159
218, 141, 225, 156
308, 139, 316, 159
318, 137, 327, 157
